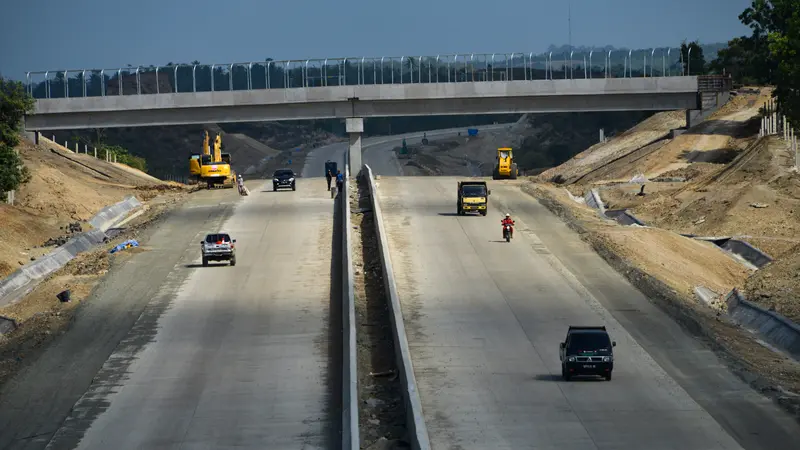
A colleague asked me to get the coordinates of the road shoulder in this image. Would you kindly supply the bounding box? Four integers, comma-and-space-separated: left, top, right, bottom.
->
0, 190, 239, 450
503, 182, 800, 447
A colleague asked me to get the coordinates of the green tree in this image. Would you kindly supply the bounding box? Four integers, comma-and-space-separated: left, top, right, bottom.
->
713, 0, 800, 125
0, 76, 34, 200
0, 76, 34, 147
680, 40, 706, 75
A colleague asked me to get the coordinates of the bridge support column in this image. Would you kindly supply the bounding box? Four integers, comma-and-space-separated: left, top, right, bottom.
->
346, 118, 363, 176
685, 110, 702, 129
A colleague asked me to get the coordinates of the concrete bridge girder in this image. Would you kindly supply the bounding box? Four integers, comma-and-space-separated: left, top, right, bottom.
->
24, 78, 704, 131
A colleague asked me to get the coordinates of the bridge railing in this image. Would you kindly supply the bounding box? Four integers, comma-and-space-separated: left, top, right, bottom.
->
697, 74, 733, 92
26, 48, 692, 99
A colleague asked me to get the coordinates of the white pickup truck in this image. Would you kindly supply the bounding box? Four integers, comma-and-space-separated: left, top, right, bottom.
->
201, 232, 237, 266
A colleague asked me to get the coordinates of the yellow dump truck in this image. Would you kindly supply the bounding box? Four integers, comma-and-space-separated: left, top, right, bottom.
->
198, 131, 236, 189
457, 180, 490, 216
492, 147, 519, 180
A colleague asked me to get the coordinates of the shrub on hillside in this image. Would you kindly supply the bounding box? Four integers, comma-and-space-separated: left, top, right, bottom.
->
0, 76, 34, 197
99, 144, 148, 172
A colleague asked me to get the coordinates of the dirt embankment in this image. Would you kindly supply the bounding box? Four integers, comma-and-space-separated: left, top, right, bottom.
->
0, 194, 184, 386
538, 87, 800, 320
0, 136, 189, 386
0, 138, 185, 279
538, 110, 687, 184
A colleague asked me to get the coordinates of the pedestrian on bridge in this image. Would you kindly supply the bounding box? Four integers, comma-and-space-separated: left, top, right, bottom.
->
326, 169, 333, 191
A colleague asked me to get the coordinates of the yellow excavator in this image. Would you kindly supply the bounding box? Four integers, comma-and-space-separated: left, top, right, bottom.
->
196, 131, 236, 189
492, 147, 519, 180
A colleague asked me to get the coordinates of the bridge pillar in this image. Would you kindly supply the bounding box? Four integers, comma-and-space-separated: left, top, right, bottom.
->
346, 118, 363, 176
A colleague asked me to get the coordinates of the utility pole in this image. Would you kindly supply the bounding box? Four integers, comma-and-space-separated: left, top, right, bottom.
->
568, 2, 572, 52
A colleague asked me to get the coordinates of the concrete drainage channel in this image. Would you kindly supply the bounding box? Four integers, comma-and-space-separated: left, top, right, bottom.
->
342, 165, 430, 450
575, 186, 800, 363
578, 187, 773, 269
0, 195, 142, 334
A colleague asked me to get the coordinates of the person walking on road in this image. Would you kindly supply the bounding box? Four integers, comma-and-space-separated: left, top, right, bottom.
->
335, 170, 344, 194
326, 169, 333, 191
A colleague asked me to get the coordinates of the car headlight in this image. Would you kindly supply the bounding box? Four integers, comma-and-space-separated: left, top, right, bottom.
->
288, 177, 294, 182
602, 356, 612, 362
567, 356, 576, 362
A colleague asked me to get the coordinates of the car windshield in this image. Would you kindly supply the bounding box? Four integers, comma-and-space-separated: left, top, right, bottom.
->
462, 185, 486, 196
274, 170, 294, 177
205, 234, 231, 243
567, 332, 612, 354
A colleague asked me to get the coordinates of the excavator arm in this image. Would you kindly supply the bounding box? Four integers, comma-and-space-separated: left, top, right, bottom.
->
212, 134, 222, 163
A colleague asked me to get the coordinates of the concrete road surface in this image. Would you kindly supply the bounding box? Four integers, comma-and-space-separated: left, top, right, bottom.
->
302, 124, 512, 178
40, 179, 340, 449
374, 176, 799, 450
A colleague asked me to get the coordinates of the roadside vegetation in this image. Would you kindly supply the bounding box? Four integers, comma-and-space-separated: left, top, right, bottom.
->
0, 76, 34, 201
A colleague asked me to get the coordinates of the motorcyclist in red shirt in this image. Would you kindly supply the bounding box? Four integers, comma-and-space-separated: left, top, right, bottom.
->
501, 213, 515, 239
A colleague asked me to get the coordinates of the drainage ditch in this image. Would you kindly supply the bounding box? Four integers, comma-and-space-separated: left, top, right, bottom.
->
348, 176, 408, 448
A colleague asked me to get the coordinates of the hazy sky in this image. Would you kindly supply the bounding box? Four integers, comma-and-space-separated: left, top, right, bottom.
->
1, 0, 753, 80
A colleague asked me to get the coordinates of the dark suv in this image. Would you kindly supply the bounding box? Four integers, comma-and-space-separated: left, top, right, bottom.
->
559, 326, 616, 381
272, 169, 296, 191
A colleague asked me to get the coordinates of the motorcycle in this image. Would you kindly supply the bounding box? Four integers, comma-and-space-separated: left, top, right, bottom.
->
503, 224, 513, 242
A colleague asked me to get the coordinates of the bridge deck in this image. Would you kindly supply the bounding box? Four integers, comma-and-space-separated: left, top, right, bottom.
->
25, 78, 701, 130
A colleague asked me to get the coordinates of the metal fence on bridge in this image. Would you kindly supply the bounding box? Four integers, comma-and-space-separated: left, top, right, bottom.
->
26, 47, 693, 100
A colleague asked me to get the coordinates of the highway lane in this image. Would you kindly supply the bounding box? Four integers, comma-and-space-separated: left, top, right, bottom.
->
0, 188, 241, 450
44, 179, 340, 449
302, 124, 513, 178
373, 176, 797, 450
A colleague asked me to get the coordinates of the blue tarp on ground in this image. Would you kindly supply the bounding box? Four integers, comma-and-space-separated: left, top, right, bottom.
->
110, 239, 139, 254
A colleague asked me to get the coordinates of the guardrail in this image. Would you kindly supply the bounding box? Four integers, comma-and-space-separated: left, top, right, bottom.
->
26, 48, 693, 99
362, 165, 431, 450
340, 160, 359, 450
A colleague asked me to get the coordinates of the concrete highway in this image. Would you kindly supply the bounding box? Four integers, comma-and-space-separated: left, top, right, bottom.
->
0, 125, 501, 450
51, 179, 338, 449
374, 176, 800, 450
0, 181, 342, 449
302, 123, 513, 178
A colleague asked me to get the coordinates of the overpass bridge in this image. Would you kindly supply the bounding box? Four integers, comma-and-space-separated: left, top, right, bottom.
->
23, 50, 732, 171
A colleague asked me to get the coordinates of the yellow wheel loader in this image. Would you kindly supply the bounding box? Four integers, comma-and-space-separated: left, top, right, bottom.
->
492, 147, 519, 180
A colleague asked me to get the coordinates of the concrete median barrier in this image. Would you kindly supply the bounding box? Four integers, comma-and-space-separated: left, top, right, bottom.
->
341, 160, 359, 450
362, 164, 431, 450
0, 196, 142, 313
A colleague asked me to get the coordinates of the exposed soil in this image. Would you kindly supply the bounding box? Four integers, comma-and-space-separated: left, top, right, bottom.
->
0, 193, 184, 387
541, 86, 799, 326
349, 177, 408, 449
745, 243, 800, 323
538, 110, 687, 183
0, 138, 183, 279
